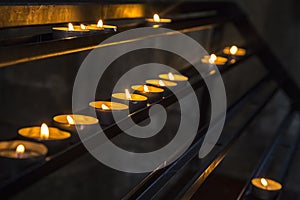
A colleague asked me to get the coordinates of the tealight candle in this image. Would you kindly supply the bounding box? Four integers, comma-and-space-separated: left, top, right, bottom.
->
159, 72, 188, 88
201, 54, 228, 65
86, 19, 117, 32
89, 101, 128, 125
146, 14, 172, 28
52, 23, 90, 38
0, 140, 47, 176
52, 114, 98, 142
146, 79, 177, 97
251, 178, 282, 200
223, 45, 246, 56
18, 123, 71, 154
131, 85, 164, 103
112, 89, 148, 113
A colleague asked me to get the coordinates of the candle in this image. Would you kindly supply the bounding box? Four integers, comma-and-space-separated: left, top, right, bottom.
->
89, 101, 128, 125
0, 140, 47, 176
18, 123, 71, 154
145, 79, 177, 97
52, 114, 98, 142
223, 45, 246, 56
159, 72, 188, 88
112, 89, 148, 113
251, 178, 282, 200
52, 23, 90, 38
201, 54, 228, 65
146, 14, 172, 28
131, 85, 164, 103
86, 19, 117, 32
53, 114, 98, 132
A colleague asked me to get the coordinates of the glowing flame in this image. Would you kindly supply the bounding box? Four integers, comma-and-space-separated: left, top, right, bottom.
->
16, 144, 25, 154
159, 80, 165, 86
80, 24, 86, 30
153, 14, 160, 22
168, 72, 175, 80
209, 54, 217, 64
67, 115, 75, 125
230, 45, 238, 55
125, 89, 131, 100
144, 85, 150, 92
260, 178, 268, 187
68, 23, 74, 31
97, 19, 103, 28
101, 104, 110, 110
40, 123, 49, 139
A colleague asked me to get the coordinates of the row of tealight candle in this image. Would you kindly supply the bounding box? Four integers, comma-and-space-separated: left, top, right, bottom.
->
0, 40, 279, 199
52, 14, 172, 38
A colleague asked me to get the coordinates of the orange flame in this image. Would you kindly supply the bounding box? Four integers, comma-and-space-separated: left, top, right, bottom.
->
168, 72, 175, 80
16, 144, 25, 154
260, 178, 268, 187
40, 123, 49, 139
230, 45, 238, 55
97, 19, 103, 28
80, 24, 86, 30
101, 104, 110, 110
209, 54, 217, 64
144, 85, 150, 92
153, 14, 160, 22
67, 115, 75, 125
68, 23, 74, 31
125, 89, 131, 100
159, 80, 165, 86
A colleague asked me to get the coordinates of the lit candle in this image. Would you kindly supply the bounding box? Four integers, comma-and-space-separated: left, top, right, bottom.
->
159, 72, 188, 88
18, 123, 71, 154
0, 140, 47, 175
86, 19, 117, 32
52, 23, 90, 38
201, 54, 228, 65
53, 114, 99, 135
145, 79, 177, 97
223, 45, 246, 56
112, 89, 148, 113
89, 101, 128, 125
131, 84, 164, 103
251, 178, 282, 200
146, 14, 172, 28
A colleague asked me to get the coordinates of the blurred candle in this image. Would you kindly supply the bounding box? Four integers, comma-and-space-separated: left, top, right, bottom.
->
131, 84, 164, 103
251, 178, 282, 200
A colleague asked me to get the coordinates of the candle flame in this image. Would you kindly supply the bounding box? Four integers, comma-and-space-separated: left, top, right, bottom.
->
80, 24, 86, 30
159, 80, 165, 86
66, 115, 75, 125
153, 14, 160, 22
101, 104, 110, 110
144, 85, 150, 92
16, 144, 25, 154
97, 19, 103, 28
68, 23, 74, 31
230, 45, 238, 55
125, 89, 131, 100
209, 54, 217, 64
260, 178, 268, 187
168, 72, 175, 80
40, 123, 49, 139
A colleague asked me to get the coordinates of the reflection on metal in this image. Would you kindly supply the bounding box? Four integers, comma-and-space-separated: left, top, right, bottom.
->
0, 4, 145, 28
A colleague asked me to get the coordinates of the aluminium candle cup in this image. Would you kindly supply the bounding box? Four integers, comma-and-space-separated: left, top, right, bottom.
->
52, 114, 99, 142
52, 26, 90, 39
251, 178, 282, 200
112, 93, 148, 113
0, 140, 47, 178
158, 73, 188, 88
145, 18, 172, 27
131, 85, 164, 104
89, 101, 128, 126
223, 46, 246, 57
145, 79, 177, 97
18, 126, 71, 155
